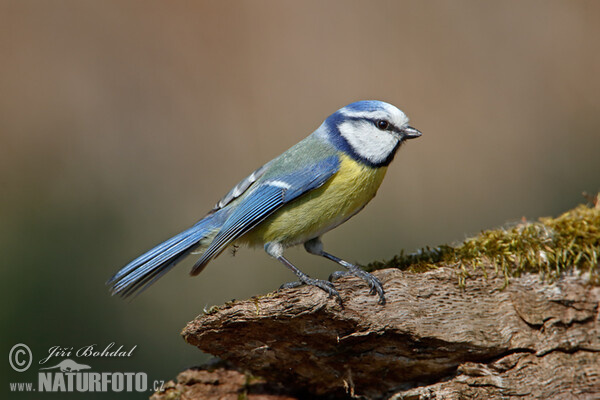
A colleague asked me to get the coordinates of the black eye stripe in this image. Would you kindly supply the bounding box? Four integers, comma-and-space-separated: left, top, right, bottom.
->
334, 116, 397, 132
375, 119, 396, 131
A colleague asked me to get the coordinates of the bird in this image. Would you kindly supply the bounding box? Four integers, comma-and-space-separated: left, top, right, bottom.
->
107, 100, 421, 305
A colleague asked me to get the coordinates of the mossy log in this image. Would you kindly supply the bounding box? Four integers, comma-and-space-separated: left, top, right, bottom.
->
152, 204, 600, 400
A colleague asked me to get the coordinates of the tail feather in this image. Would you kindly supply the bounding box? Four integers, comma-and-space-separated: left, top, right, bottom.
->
107, 210, 226, 298
118, 250, 188, 298
112, 233, 202, 297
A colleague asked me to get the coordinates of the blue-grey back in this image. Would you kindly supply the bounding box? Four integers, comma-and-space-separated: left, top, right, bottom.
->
208, 127, 337, 214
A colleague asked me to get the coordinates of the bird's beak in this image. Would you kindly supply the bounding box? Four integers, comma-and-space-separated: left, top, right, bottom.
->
400, 125, 422, 140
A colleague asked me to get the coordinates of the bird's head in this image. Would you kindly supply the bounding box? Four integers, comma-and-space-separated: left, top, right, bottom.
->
320, 100, 421, 167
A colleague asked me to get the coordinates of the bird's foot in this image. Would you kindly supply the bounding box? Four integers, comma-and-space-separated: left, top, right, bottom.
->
280, 277, 342, 305
329, 266, 386, 305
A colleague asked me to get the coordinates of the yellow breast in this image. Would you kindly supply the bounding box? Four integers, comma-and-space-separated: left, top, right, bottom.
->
239, 154, 388, 247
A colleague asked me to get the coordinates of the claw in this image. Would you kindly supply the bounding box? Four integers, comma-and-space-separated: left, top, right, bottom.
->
280, 277, 343, 305
330, 268, 386, 305
328, 270, 347, 281
280, 281, 303, 290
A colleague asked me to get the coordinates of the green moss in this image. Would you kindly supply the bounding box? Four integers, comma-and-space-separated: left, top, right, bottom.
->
162, 390, 181, 400
366, 202, 600, 286
252, 297, 261, 315
238, 372, 264, 400
202, 304, 222, 315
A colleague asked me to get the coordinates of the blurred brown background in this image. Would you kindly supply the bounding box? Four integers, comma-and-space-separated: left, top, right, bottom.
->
2, 1, 599, 398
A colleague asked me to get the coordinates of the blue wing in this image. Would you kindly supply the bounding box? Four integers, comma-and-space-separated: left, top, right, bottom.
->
190, 155, 340, 274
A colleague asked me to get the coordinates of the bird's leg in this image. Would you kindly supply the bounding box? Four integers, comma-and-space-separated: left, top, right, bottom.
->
265, 242, 342, 304
304, 238, 386, 305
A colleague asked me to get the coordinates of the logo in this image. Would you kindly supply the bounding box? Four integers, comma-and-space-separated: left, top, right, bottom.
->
37, 361, 147, 393
39, 359, 91, 372
8, 343, 165, 394
9, 343, 32, 372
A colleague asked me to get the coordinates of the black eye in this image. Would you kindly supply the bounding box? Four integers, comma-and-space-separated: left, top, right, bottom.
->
376, 120, 389, 130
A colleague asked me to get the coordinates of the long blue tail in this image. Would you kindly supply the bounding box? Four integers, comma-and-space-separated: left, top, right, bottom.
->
107, 210, 227, 298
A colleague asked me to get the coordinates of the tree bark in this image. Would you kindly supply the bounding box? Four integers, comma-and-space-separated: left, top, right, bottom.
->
152, 264, 600, 399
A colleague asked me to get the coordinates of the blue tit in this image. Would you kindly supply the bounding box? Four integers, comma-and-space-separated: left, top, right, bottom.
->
108, 100, 421, 304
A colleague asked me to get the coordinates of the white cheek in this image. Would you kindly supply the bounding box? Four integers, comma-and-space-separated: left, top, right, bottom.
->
339, 121, 399, 164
